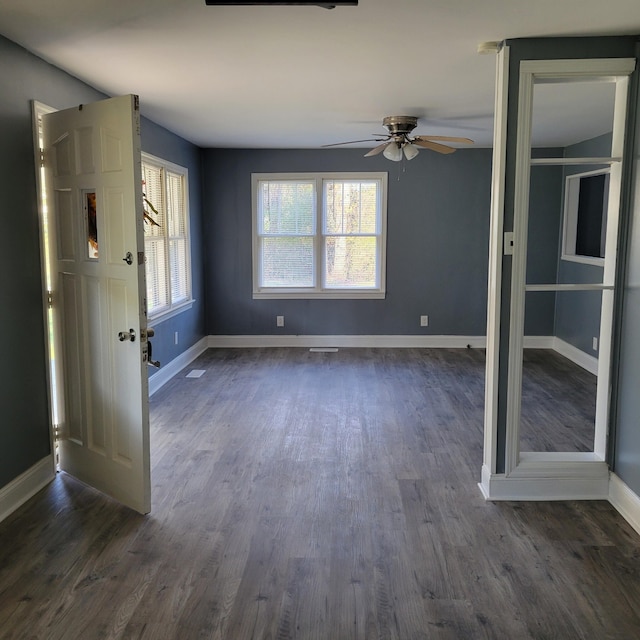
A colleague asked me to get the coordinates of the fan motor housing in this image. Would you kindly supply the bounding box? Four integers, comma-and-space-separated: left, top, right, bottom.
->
383, 115, 418, 136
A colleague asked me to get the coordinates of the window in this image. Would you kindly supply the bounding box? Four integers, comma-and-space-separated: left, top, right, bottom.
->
252, 173, 387, 298
562, 168, 609, 265
142, 153, 192, 319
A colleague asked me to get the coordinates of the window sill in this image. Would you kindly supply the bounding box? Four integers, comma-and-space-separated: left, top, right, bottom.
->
148, 299, 195, 324
561, 254, 604, 267
253, 291, 386, 300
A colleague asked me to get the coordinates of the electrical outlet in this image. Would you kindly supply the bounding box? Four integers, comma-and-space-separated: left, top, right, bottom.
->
420, 315, 429, 327
276, 315, 285, 327
593, 336, 598, 351
174, 331, 179, 345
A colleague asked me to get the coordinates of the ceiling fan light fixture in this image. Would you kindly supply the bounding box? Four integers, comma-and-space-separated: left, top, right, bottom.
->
403, 143, 420, 160
383, 142, 403, 162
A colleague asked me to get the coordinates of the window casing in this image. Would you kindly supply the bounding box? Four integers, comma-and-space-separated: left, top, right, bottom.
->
561, 168, 609, 266
142, 153, 192, 320
252, 172, 387, 299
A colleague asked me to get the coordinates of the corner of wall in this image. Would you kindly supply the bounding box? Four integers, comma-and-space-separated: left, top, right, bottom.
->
0, 456, 55, 524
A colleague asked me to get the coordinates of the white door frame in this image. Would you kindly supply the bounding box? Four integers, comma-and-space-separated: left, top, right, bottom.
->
481, 57, 636, 500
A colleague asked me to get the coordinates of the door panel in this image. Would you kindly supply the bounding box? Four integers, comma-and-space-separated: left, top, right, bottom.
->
43, 95, 150, 514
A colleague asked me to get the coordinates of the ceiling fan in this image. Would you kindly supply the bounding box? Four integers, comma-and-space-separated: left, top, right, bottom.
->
323, 116, 474, 161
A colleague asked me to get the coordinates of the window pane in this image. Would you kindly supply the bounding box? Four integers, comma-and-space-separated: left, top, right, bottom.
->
145, 238, 169, 313
143, 164, 165, 236
167, 172, 186, 237
259, 181, 315, 235
85, 190, 98, 259
261, 237, 314, 287
170, 238, 189, 303
576, 174, 607, 258
324, 180, 379, 234
325, 236, 378, 288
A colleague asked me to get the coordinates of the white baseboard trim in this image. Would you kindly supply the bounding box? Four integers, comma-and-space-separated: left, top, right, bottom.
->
0, 456, 55, 524
522, 335, 598, 375
552, 337, 599, 376
523, 335, 555, 349
148, 336, 209, 396
207, 335, 488, 349
479, 463, 610, 501
609, 473, 640, 536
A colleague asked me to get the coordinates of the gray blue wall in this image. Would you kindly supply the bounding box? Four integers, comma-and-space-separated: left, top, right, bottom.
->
202, 148, 492, 336
554, 134, 612, 355
525, 151, 564, 336
141, 120, 205, 374
0, 34, 205, 490
614, 41, 640, 495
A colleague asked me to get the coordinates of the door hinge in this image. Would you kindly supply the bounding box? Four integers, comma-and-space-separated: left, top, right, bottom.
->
39, 148, 45, 168
47, 290, 54, 308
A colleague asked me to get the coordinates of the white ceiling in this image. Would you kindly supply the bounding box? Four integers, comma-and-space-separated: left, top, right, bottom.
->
1, 0, 639, 150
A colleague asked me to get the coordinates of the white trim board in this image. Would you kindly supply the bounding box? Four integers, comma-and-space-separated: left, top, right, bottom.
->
479, 463, 610, 501
609, 473, 640, 537
148, 336, 209, 396
523, 336, 598, 375
207, 335, 488, 349
480, 468, 640, 539
553, 337, 598, 376
0, 456, 55, 524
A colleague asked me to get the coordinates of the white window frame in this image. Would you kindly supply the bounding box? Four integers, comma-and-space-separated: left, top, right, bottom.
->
561, 168, 609, 266
142, 152, 193, 321
252, 172, 387, 299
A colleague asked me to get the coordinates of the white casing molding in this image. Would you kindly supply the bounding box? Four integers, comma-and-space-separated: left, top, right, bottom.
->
207, 335, 488, 349
0, 456, 55, 524
609, 473, 640, 536
148, 336, 209, 396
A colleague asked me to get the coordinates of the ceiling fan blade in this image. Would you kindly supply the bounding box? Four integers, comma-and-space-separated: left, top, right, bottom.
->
413, 139, 456, 154
414, 135, 474, 144
322, 138, 388, 148
364, 141, 391, 157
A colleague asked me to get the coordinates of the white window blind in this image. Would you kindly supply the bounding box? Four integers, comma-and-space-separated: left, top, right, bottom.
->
252, 172, 387, 299
258, 180, 316, 287
142, 154, 192, 319
323, 179, 380, 289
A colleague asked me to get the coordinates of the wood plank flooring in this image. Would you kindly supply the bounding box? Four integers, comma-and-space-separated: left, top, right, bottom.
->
521, 348, 596, 452
1, 347, 639, 639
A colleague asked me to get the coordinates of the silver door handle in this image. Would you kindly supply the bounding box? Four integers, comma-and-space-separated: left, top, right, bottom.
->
147, 339, 160, 368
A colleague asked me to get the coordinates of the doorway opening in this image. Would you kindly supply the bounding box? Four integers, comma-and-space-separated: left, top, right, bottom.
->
32, 101, 60, 468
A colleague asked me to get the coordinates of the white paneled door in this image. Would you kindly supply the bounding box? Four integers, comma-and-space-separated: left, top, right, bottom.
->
42, 95, 151, 514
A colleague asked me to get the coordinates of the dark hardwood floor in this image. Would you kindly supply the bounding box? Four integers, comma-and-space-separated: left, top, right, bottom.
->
521, 348, 597, 452
1, 347, 639, 639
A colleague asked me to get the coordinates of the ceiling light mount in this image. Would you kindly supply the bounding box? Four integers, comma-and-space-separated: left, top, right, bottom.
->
204, 1, 357, 7
382, 115, 418, 137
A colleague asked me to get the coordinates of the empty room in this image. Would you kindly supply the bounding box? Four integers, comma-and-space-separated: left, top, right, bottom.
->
2, 2, 640, 638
